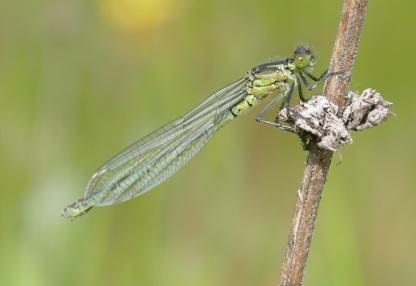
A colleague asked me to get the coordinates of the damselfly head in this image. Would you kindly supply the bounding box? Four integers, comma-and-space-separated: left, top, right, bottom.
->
293, 45, 315, 70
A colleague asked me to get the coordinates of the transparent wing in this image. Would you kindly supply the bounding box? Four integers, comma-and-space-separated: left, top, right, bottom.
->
83, 77, 248, 207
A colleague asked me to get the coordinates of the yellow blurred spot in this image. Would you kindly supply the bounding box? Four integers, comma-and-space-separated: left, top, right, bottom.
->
101, 0, 175, 33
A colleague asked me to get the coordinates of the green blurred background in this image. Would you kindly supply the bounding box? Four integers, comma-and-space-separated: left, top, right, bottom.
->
1, 0, 414, 285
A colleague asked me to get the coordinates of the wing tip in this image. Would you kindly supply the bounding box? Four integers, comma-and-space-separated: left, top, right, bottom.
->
61, 198, 94, 220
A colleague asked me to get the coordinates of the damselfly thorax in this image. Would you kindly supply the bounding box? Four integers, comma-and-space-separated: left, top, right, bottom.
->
230, 61, 298, 118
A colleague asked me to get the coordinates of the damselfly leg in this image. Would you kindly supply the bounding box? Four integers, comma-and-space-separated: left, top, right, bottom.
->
297, 79, 307, 102
256, 84, 296, 133
299, 70, 342, 90
255, 69, 341, 133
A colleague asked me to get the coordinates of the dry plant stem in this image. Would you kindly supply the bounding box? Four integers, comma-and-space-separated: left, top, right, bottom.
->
278, 1, 369, 286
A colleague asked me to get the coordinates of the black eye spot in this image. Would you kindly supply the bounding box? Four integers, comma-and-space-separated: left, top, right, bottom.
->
294, 46, 305, 55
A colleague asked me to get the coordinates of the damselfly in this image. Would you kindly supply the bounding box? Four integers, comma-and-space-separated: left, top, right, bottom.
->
62, 46, 334, 218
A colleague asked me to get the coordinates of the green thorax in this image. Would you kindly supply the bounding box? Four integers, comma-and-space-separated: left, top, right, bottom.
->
230, 61, 297, 117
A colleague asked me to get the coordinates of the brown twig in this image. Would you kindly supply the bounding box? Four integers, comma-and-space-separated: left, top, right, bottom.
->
278, 1, 369, 286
